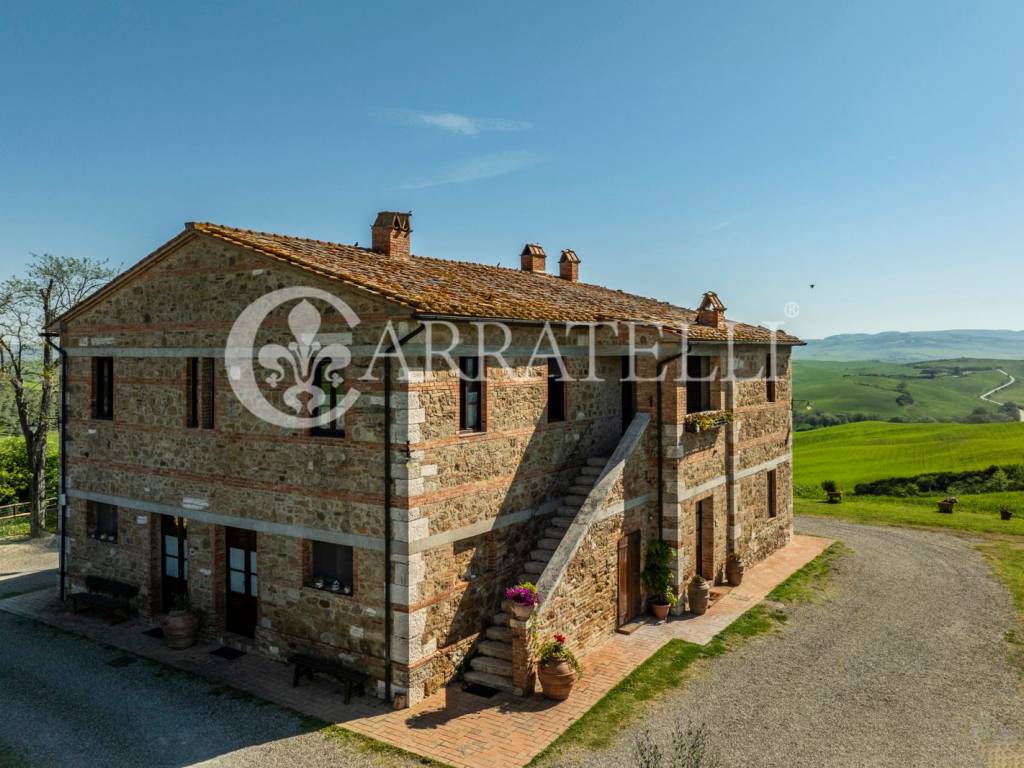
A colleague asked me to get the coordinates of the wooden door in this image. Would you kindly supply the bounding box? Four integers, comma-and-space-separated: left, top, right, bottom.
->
617, 531, 642, 625
620, 356, 637, 434
695, 501, 704, 579
225, 527, 258, 637
161, 516, 189, 612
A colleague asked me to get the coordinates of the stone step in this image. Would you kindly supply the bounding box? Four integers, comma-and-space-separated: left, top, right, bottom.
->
587, 456, 609, 467
579, 465, 602, 477
536, 537, 561, 551
529, 548, 553, 563
568, 484, 593, 496
492, 611, 510, 626
470, 655, 512, 677
557, 505, 579, 516
564, 494, 587, 505
463, 670, 516, 693
544, 526, 567, 539
553, 515, 575, 527
518, 574, 531, 584
485, 625, 513, 643
523, 560, 545, 575
477, 639, 513, 661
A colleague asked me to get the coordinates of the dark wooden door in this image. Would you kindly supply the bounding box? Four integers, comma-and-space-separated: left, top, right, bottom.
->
225, 527, 258, 637
161, 516, 189, 612
617, 531, 642, 625
620, 356, 637, 434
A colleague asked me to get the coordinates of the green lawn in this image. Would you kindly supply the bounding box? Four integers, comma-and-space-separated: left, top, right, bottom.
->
793, 358, 1024, 423
793, 420, 1024, 492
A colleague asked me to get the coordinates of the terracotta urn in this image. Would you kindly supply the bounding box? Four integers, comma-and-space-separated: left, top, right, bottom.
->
537, 660, 576, 700
162, 609, 200, 650
650, 601, 670, 621
726, 557, 745, 587
687, 578, 710, 616
510, 602, 535, 621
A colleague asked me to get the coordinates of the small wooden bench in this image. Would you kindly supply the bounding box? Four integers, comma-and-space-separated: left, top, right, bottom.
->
288, 653, 369, 704
70, 576, 139, 622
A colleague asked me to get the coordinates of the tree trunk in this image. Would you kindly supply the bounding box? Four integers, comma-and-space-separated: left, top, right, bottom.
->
29, 463, 46, 537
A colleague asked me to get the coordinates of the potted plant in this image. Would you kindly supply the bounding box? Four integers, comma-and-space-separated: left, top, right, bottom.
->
1000, 506, 1013, 521
536, 633, 581, 700
504, 582, 540, 620
640, 540, 678, 621
683, 410, 735, 434
161, 593, 200, 650
687, 574, 710, 615
937, 496, 958, 514
725, 553, 745, 586
821, 480, 842, 504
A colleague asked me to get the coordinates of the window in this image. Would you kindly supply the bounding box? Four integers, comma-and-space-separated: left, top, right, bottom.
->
87, 501, 118, 541
310, 541, 354, 594
547, 358, 566, 423
93, 357, 114, 420
685, 354, 712, 413
202, 357, 215, 429
766, 351, 777, 403
187, 358, 216, 429
459, 356, 483, 432
186, 358, 200, 428
311, 359, 345, 437
767, 469, 778, 518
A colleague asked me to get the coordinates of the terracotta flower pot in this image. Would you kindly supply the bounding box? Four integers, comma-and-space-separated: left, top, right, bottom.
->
537, 660, 576, 700
510, 602, 535, 621
651, 601, 670, 621
687, 580, 710, 616
162, 609, 199, 650
726, 558, 745, 587
1001, 509, 1013, 521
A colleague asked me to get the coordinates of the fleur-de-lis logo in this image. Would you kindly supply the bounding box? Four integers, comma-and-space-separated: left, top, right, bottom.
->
257, 300, 352, 415
225, 287, 361, 429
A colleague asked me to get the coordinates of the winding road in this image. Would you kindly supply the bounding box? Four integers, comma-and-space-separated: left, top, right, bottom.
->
979, 368, 1024, 421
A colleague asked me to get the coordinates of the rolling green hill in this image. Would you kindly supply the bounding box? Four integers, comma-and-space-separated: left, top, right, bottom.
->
793, 358, 1024, 427
792, 421, 1024, 491
795, 329, 1024, 362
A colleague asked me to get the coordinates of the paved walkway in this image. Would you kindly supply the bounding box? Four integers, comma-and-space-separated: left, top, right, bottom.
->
0, 534, 58, 598
0, 534, 830, 768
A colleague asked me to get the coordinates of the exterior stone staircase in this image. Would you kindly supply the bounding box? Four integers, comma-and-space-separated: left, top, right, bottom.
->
462, 456, 609, 693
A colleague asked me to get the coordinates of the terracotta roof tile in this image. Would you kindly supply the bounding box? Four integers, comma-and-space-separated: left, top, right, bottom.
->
187, 221, 801, 345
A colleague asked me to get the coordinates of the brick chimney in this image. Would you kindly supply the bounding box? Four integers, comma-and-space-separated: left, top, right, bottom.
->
559, 249, 580, 282
696, 291, 726, 327
520, 243, 546, 273
371, 211, 412, 259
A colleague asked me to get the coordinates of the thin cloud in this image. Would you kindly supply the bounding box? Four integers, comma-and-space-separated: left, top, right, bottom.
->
403, 151, 541, 189
382, 109, 532, 136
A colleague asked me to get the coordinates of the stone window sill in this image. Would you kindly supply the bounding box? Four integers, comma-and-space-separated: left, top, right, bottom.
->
303, 584, 355, 600
88, 534, 118, 544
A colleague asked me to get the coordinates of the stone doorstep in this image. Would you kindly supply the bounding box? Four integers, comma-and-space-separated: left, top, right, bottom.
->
0, 535, 834, 768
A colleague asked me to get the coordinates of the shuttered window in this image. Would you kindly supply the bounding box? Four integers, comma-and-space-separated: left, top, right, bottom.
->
459, 357, 483, 432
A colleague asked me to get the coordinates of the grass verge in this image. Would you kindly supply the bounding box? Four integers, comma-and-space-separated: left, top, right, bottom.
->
978, 541, 1024, 670
529, 542, 846, 764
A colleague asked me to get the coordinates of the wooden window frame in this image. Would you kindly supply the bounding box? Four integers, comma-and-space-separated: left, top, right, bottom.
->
310, 359, 345, 438
87, 501, 118, 542
685, 354, 712, 414
458, 356, 484, 433
767, 469, 778, 518
546, 357, 566, 423
92, 356, 114, 420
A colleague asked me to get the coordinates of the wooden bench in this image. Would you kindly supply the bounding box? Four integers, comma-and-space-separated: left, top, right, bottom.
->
69, 576, 139, 622
288, 653, 369, 704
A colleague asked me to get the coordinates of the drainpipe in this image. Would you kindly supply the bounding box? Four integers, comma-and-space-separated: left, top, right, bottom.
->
654, 345, 690, 541
40, 331, 68, 601
383, 323, 424, 703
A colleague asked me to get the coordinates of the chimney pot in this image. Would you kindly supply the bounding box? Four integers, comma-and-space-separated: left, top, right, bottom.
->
559, 249, 580, 282
696, 291, 726, 327
371, 211, 412, 259
520, 243, 546, 273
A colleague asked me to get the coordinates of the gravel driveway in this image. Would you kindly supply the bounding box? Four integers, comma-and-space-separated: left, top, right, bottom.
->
546, 518, 1024, 768
0, 612, 419, 768
0, 536, 58, 599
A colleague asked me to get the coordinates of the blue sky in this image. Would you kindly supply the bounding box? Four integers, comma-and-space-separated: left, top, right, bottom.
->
1, 1, 1021, 338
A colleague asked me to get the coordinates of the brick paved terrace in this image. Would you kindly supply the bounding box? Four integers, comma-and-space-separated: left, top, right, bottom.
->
0, 534, 830, 768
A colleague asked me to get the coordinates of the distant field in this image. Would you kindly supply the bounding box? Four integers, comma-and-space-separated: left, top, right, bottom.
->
792, 421, 1024, 491
793, 358, 1024, 425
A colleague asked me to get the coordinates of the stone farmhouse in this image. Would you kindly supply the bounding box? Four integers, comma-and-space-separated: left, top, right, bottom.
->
51, 212, 800, 706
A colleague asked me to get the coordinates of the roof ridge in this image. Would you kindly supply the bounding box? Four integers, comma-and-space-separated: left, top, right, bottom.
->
191, 221, 369, 252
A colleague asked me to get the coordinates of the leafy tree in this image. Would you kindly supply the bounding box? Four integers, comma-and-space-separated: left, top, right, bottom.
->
0, 253, 113, 536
